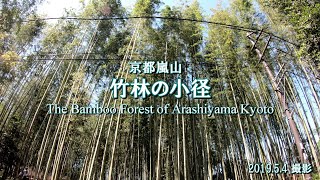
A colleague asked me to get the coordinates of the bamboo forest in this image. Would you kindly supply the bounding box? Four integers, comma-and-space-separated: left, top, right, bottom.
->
1, 0, 320, 179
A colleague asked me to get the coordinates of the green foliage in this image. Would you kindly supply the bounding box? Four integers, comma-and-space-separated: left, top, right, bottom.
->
180, 1, 203, 58
0, 0, 41, 32
259, 0, 320, 66
132, 0, 161, 27
0, 0, 45, 84
160, 6, 182, 34
15, 14, 45, 49
132, 0, 161, 16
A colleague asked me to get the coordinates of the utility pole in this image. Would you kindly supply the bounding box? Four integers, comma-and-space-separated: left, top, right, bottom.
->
247, 32, 312, 180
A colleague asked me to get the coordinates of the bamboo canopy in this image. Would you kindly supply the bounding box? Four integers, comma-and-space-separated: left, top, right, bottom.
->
0, 0, 320, 179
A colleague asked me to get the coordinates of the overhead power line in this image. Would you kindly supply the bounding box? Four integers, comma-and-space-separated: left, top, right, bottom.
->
23, 16, 299, 47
